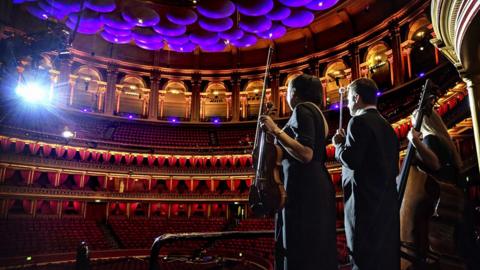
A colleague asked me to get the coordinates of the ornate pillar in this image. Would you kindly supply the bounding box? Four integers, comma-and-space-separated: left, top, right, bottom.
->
385, 50, 395, 85
159, 95, 165, 119
148, 71, 160, 120
58, 56, 73, 105
68, 76, 76, 106
226, 96, 231, 120
389, 21, 404, 86
191, 73, 201, 122
231, 74, 241, 121
104, 65, 118, 116
308, 58, 319, 77
349, 43, 360, 80
401, 40, 415, 79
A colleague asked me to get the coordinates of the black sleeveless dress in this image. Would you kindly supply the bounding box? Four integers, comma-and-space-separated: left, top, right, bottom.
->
275, 102, 338, 270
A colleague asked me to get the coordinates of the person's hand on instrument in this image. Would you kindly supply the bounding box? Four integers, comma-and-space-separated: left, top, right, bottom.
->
332, 128, 346, 146
407, 128, 422, 144
259, 115, 282, 135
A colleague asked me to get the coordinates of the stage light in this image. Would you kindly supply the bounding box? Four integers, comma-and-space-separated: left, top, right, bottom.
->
419, 72, 425, 77
376, 91, 381, 97
62, 130, 74, 139
26, 256, 32, 261
213, 118, 220, 124
128, 115, 133, 119
15, 82, 50, 104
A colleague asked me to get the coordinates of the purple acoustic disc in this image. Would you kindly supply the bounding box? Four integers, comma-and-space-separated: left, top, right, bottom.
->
197, 0, 235, 19
101, 30, 132, 44
168, 42, 196, 53
239, 16, 272, 33
38, 1, 70, 20
305, 0, 339, 11
266, 5, 291, 20
258, 23, 286, 39
282, 9, 314, 28
122, 6, 160, 27
278, 0, 313, 7
164, 34, 190, 45
153, 19, 186, 37
132, 27, 164, 43
85, 0, 116, 13
101, 12, 136, 30
166, 8, 197, 25
66, 19, 102, 34
45, 0, 82, 13
135, 40, 164, 51
189, 30, 219, 45
231, 34, 257, 48
12, 0, 38, 3
219, 28, 244, 41
236, 0, 274, 16
25, 3, 49, 20
200, 41, 227, 52
104, 25, 131, 37
198, 17, 233, 32
68, 9, 103, 29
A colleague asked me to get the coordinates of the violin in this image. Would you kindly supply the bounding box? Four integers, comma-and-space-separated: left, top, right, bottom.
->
248, 46, 287, 217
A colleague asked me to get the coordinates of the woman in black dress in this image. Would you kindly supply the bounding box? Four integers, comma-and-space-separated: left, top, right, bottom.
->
260, 74, 338, 270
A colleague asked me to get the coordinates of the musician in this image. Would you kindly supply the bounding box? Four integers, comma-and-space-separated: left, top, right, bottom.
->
259, 74, 337, 270
403, 109, 465, 269
332, 78, 400, 270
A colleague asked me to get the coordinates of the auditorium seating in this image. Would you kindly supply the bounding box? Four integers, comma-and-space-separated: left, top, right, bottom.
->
0, 218, 112, 258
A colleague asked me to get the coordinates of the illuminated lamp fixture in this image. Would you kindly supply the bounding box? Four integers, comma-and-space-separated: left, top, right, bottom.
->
15, 82, 51, 104
62, 127, 75, 139
419, 72, 425, 77
376, 91, 381, 97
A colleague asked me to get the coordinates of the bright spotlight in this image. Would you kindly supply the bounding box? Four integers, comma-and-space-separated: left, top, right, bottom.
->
15, 82, 50, 104
62, 130, 74, 139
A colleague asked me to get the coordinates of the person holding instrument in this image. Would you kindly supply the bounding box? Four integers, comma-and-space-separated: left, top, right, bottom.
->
332, 78, 400, 270
259, 74, 337, 270
402, 108, 471, 270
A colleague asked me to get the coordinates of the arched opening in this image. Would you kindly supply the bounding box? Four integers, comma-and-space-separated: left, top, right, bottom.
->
365, 42, 391, 90
407, 17, 437, 77
323, 61, 349, 106
72, 66, 104, 112
116, 75, 148, 118
201, 82, 230, 122
161, 80, 189, 120
242, 80, 266, 120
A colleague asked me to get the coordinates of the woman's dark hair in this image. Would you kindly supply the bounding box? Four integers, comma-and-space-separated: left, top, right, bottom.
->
290, 74, 323, 106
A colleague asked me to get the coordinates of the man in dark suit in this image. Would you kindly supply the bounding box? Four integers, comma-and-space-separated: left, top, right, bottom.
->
332, 78, 400, 270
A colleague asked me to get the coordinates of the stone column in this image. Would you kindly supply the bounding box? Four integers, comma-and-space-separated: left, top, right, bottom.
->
389, 21, 404, 86
148, 71, 160, 120
349, 43, 361, 80
104, 65, 118, 116
190, 73, 201, 122
462, 74, 480, 169
231, 74, 241, 121
58, 56, 73, 105
401, 40, 415, 79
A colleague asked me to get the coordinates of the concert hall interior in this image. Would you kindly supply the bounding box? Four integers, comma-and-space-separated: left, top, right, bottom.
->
0, 0, 479, 269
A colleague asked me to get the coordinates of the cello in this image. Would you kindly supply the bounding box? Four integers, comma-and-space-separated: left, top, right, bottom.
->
248, 46, 287, 217
398, 80, 466, 269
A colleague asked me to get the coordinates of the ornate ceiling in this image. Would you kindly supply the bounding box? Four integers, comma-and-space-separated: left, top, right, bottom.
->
14, 0, 341, 52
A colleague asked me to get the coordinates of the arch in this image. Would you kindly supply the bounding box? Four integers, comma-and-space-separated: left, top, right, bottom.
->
71, 66, 104, 112
365, 42, 391, 89
407, 16, 431, 41
243, 80, 265, 120
323, 60, 349, 104
116, 75, 148, 117
202, 82, 229, 121
161, 80, 189, 119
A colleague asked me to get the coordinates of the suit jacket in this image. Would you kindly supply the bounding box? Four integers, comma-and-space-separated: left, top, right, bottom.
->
335, 108, 400, 270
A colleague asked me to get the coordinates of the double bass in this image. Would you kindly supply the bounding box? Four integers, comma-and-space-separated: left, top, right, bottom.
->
248, 46, 287, 217
398, 80, 465, 269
